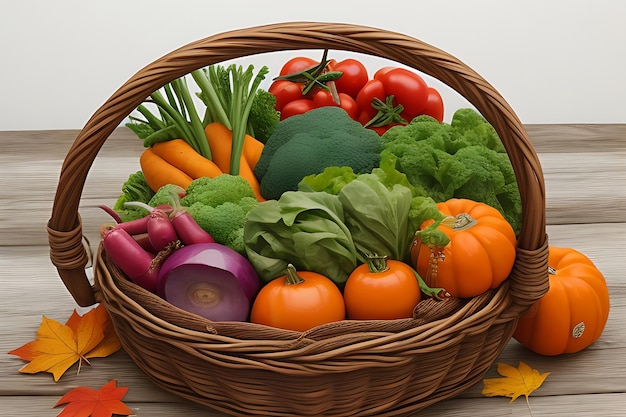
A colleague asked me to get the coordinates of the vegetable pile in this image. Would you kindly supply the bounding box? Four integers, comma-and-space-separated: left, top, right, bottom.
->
99, 49, 609, 351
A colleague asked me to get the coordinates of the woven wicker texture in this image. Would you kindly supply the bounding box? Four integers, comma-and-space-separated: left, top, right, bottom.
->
48, 22, 550, 416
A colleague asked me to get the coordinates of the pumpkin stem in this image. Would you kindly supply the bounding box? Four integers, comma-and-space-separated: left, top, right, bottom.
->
365, 254, 390, 273
451, 213, 477, 231
412, 268, 450, 301
284, 264, 305, 285
548, 266, 557, 275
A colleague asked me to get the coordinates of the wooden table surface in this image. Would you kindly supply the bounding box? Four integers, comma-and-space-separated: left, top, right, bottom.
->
1, 125, 625, 416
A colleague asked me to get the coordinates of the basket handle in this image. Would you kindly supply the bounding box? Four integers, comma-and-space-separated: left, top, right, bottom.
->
48, 22, 548, 307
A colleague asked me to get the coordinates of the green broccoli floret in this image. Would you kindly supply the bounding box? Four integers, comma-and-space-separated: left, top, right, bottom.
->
148, 184, 185, 208
247, 89, 280, 144
181, 174, 256, 207
449, 108, 506, 153
255, 106, 382, 200
381, 108, 522, 235
113, 171, 155, 222
180, 174, 259, 253
186, 202, 248, 253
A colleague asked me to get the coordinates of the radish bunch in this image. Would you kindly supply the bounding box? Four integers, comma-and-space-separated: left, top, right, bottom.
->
101, 205, 214, 292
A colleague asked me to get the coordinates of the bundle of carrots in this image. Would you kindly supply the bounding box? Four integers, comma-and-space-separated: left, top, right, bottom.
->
128, 65, 270, 201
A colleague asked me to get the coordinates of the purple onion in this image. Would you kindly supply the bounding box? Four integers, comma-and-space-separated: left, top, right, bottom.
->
157, 243, 260, 322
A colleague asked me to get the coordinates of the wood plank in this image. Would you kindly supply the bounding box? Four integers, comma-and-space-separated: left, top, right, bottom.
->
1, 391, 625, 416
525, 124, 626, 154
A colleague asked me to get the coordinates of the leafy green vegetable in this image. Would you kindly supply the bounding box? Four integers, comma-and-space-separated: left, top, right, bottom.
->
112, 171, 155, 222
254, 106, 382, 200
243, 191, 358, 286
380, 109, 522, 234
337, 174, 415, 261
300, 165, 449, 260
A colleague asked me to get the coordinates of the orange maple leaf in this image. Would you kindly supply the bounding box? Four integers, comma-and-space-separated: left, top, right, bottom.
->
55, 379, 133, 417
482, 361, 550, 405
8, 304, 121, 381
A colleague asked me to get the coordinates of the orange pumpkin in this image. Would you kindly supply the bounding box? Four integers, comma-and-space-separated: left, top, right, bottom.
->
411, 198, 517, 298
513, 245, 610, 356
250, 264, 345, 332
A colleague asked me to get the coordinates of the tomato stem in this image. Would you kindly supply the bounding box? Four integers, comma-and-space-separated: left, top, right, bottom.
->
273, 49, 343, 98
365, 254, 390, 273
284, 263, 305, 285
363, 96, 407, 128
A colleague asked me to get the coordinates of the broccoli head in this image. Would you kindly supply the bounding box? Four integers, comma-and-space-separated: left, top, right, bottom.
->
180, 174, 259, 253
181, 174, 256, 207
255, 106, 382, 200
381, 108, 522, 235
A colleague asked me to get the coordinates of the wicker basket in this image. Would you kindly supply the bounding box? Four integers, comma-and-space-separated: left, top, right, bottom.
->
47, 22, 549, 417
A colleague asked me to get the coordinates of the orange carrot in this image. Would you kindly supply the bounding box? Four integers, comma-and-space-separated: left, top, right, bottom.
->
204, 122, 265, 171
204, 122, 265, 201
237, 155, 265, 201
139, 148, 193, 192
204, 122, 233, 173
242, 135, 265, 169
151, 139, 223, 179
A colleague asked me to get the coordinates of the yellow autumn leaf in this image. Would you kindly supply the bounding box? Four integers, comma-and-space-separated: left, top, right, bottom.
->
8, 304, 121, 381
482, 361, 550, 403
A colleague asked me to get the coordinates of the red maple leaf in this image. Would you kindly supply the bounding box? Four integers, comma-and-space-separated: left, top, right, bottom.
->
54, 380, 133, 417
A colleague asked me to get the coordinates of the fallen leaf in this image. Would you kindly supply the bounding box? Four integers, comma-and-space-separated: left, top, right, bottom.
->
482, 361, 550, 403
8, 304, 121, 381
55, 379, 133, 417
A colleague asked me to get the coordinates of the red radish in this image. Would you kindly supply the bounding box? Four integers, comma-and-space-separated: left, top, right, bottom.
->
147, 209, 178, 251
132, 232, 158, 253
157, 243, 260, 321
171, 211, 215, 245
114, 214, 151, 235
102, 227, 161, 292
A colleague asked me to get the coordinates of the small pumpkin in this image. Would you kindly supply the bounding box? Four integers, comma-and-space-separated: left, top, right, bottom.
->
513, 245, 610, 356
411, 198, 517, 298
250, 264, 345, 332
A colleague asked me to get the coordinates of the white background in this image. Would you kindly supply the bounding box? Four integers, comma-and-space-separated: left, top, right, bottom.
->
1, 0, 624, 130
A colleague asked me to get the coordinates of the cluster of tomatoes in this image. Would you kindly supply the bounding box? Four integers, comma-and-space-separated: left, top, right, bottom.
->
268, 53, 445, 135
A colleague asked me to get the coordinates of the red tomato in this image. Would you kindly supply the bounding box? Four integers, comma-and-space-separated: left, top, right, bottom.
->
312, 90, 359, 120
424, 87, 445, 122
355, 79, 386, 121
279, 57, 318, 76
373, 66, 395, 80
279, 99, 316, 120
312, 89, 337, 107
376, 68, 429, 116
268, 80, 304, 112
332, 59, 369, 99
